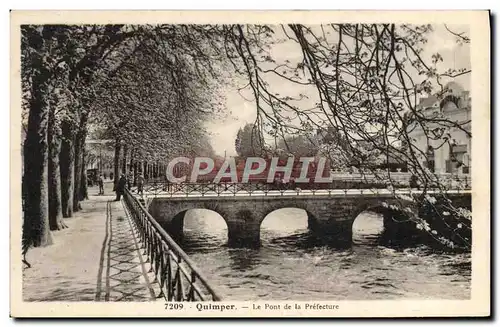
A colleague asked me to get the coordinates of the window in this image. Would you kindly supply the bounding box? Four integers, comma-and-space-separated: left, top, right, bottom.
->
446, 160, 453, 173
449, 144, 468, 174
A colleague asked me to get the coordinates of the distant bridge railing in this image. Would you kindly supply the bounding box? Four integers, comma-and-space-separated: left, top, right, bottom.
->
137, 174, 471, 198
123, 188, 222, 301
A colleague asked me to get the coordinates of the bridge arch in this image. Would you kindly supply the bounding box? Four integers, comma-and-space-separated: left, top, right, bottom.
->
350, 197, 418, 228
351, 201, 390, 222
350, 200, 421, 245
260, 202, 316, 223
148, 200, 230, 241
260, 207, 311, 236
351, 204, 388, 244
169, 208, 228, 239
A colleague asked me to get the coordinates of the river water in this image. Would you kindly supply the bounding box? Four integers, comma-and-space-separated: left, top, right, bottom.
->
177, 208, 471, 301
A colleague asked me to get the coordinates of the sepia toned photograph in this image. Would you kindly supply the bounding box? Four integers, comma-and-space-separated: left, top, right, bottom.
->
10, 10, 490, 318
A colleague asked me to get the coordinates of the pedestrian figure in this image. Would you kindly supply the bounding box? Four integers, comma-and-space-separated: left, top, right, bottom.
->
115, 174, 127, 201
98, 174, 104, 195
137, 174, 145, 195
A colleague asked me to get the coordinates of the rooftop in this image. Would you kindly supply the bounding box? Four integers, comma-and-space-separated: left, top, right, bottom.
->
416, 81, 470, 112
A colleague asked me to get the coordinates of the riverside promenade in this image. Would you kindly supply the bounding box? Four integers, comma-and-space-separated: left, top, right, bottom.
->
22, 183, 161, 302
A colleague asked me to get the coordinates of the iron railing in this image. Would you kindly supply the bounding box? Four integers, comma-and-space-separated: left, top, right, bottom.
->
123, 188, 222, 301
137, 174, 471, 198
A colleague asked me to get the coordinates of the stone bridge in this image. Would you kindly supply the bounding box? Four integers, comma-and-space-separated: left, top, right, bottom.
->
145, 192, 471, 247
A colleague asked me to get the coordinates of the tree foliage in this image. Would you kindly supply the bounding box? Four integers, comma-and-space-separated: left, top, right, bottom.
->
20, 24, 227, 259
235, 123, 266, 158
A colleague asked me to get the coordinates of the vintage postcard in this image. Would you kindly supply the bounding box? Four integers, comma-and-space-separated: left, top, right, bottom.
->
10, 10, 490, 318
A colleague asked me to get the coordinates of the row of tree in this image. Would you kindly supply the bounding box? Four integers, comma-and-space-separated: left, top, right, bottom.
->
235, 123, 319, 158
21, 25, 227, 260
234, 122, 398, 173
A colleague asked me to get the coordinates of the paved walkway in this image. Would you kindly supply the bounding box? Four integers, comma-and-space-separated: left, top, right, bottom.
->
23, 184, 161, 302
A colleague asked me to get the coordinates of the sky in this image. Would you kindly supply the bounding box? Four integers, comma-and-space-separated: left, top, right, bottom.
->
204, 24, 471, 157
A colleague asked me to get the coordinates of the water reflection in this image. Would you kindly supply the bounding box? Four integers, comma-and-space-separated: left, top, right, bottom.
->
176, 207, 471, 300
227, 249, 263, 272
181, 209, 227, 253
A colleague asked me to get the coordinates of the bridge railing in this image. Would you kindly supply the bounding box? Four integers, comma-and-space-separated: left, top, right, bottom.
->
123, 188, 222, 302
138, 174, 471, 197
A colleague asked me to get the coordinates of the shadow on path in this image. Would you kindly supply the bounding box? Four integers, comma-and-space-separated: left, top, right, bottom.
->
22, 189, 160, 302
96, 200, 161, 301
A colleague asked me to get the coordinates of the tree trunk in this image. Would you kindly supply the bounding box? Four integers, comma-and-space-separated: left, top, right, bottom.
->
60, 119, 74, 218
129, 150, 134, 185
122, 145, 128, 175
133, 161, 138, 186
73, 142, 82, 212
113, 140, 121, 190
22, 59, 53, 251
73, 115, 88, 212
79, 146, 88, 201
48, 105, 67, 231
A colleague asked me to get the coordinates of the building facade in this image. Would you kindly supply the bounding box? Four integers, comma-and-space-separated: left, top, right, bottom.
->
408, 82, 471, 175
